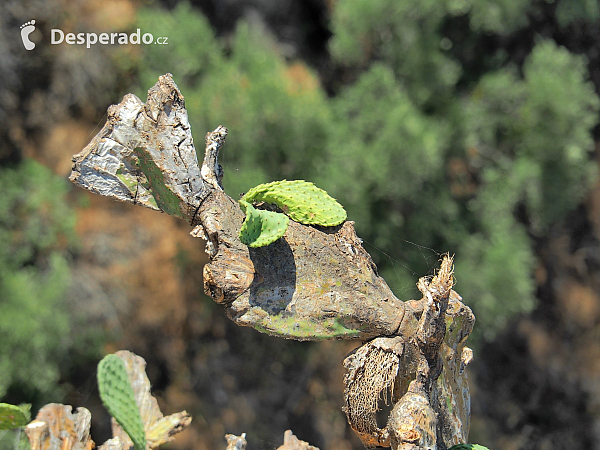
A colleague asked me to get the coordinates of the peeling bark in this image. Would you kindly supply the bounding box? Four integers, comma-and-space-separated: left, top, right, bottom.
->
69, 74, 475, 449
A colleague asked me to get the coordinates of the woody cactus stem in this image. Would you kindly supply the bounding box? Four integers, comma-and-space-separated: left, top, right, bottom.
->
342, 256, 473, 450
389, 256, 456, 450
69, 75, 475, 450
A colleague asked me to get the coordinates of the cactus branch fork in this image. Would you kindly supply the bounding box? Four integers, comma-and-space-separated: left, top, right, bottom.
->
69, 74, 475, 450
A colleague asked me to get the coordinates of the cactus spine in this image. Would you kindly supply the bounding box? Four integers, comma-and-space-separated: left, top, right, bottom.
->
97, 354, 147, 450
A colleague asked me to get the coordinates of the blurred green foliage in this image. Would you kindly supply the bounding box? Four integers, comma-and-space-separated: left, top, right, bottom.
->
132, 3, 333, 199
0, 160, 75, 400
329, 0, 462, 106
455, 40, 599, 337
0, 430, 29, 450
555, 0, 600, 27
328, 1, 598, 340
129, 1, 599, 342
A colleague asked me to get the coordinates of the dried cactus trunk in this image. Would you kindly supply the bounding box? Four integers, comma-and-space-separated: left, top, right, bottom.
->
342, 258, 474, 449
69, 74, 476, 449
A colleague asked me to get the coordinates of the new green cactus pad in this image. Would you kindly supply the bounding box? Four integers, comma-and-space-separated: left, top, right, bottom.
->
239, 200, 290, 247
0, 403, 30, 430
241, 180, 347, 227
97, 354, 147, 450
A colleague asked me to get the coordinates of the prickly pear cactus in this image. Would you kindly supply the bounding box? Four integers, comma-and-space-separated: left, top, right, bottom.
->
0, 403, 30, 429
97, 354, 147, 450
239, 200, 290, 248
241, 180, 347, 227
238, 180, 347, 247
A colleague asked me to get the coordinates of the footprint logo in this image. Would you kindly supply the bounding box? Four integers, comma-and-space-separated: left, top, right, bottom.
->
20, 20, 36, 50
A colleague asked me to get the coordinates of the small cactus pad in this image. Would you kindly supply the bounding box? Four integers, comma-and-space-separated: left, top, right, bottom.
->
97, 354, 147, 450
0, 403, 30, 430
239, 200, 290, 248
241, 180, 347, 226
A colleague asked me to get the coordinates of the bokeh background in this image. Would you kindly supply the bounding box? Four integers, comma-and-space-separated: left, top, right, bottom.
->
2, 0, 600, 448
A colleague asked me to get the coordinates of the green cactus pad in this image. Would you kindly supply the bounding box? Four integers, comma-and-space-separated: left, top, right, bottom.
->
0, 403, 30, 430
97, 354, 147, 450
239, 200, 289, 248
241, 180, 347, 226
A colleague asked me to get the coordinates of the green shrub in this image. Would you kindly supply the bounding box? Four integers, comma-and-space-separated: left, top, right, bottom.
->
132, 4, 334, 199
0, 160, 75, 399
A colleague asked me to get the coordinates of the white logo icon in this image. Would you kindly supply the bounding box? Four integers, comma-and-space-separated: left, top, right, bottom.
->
20, 20, 36, 50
